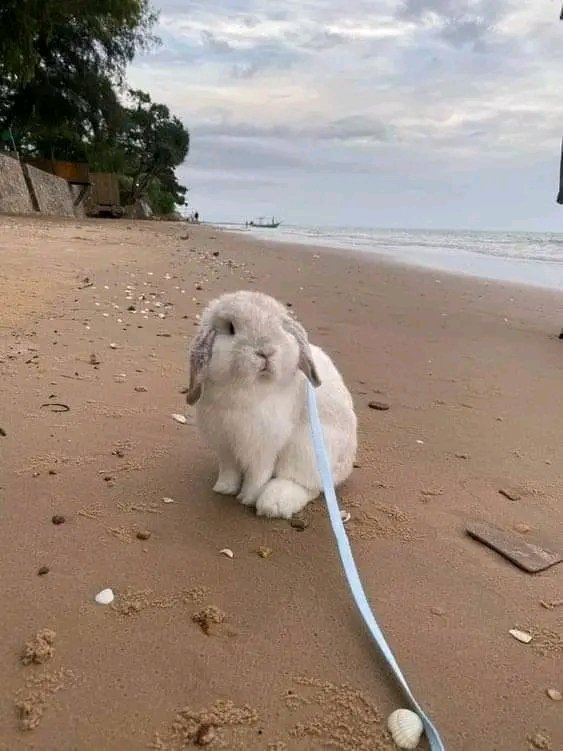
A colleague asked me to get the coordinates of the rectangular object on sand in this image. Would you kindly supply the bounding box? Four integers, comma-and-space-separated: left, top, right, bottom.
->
466, 521, 562, 573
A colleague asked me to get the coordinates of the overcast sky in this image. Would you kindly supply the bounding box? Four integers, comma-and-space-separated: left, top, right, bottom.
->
128, 1, 563, 231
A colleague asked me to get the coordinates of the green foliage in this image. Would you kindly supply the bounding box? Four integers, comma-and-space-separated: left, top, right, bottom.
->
146, 180, 177, 216
119, 90, 190, 206
0, 1, 157, 84
0, 1, 190, 213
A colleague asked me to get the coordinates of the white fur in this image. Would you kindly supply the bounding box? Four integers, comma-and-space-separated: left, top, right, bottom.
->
188, 290, 357, 519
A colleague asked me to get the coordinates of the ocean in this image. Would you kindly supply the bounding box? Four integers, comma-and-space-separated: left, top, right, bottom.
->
218, 224, 563, 291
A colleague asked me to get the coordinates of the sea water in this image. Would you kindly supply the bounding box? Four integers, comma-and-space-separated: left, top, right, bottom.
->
230, 225, 563, 291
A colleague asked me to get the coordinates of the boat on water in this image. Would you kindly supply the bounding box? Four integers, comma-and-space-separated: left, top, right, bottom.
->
247, 216, 281, 228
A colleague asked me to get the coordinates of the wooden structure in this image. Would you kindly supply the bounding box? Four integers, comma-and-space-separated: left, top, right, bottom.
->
25, 158, 90, 209
86, 172, 123, 218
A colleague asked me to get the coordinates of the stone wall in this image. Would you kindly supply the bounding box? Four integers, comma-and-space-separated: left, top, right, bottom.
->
22, 163, 75, 217
70, 184, 89, 219
0, 153, 35, 215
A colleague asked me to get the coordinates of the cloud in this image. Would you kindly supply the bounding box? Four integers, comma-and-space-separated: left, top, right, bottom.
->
125, 0, 563, 229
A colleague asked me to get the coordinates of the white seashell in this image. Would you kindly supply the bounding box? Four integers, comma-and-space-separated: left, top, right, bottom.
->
103, 312, 109, 318
162, 497, 175, 504
95, 588, 114, 605
220, 548, 234, 558
387, 709, 424, 750
340, 510, 351, 523
172, 413, 187, 424
416, 440, 424, 445
109, 342, 118, 349
509, 628, 532, 644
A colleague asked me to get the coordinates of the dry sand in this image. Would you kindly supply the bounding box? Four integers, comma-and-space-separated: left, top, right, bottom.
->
0, 215, 561, 750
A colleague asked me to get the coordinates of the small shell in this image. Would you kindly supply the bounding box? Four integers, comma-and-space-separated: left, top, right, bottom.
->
172, 413, 187, 424
340, 510, 351, 523
162, 497, 175, 504
109, 342, 118, 349
546, 688, 562, 701
387, 709, 424, 750
219, 548, 234, 558
95, 588, 114, 605
509, 628, 533, 644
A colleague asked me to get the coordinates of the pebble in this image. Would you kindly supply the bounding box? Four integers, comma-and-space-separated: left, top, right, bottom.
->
546, 688, 562, 701
37, 566, 50, 576
134, 386, 148, 392
95, 588, 114, 605
162, 497, 175, 504
195, 723, 215, 746
109, 342, 118, 349
51, 515, 66, 525
431, 606, 445, 616
172, 413, 187, 424
368, 400, 390, 411
136, 530, 151, 541
499, 488, 521, 501
513, 523, 530, 534
340, 510, 351, 523
509, 628, 533, 644
455, 452, 469, 460
257, 546, 273, 559
290, 515, 310, 530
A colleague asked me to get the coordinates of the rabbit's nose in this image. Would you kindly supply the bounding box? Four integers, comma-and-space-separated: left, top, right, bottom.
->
256, 347, 274, 360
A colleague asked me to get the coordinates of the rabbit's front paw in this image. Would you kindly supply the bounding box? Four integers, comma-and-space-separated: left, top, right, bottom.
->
213, 468, 242, 496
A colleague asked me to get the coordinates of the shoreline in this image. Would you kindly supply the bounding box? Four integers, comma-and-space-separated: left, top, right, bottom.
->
0, 216, 561, 751
213, 223, 563, 293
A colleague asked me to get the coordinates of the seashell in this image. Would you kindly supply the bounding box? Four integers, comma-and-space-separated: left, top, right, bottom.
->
387, 708, 424, 750
509, 628, 532, 644
162, 497, 175, 504
340, 510, 351, 523
546, 688, 562, 701
219, 548, 234, 558
172, 413, 187, 424
95, 588, 114, 605
109, 342, 118, 349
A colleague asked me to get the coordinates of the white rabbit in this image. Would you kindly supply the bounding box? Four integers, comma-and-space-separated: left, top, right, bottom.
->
186, 290, 357, 519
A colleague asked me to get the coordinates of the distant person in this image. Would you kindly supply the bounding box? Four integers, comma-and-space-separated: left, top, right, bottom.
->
194, 211, 199, 223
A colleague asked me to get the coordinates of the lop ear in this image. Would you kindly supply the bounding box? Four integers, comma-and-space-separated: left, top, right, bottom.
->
185, 325, 216, 405
283, 316, 321, 387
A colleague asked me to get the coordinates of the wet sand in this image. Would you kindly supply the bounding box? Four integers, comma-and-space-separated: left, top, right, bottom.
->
0, 215, 561, 750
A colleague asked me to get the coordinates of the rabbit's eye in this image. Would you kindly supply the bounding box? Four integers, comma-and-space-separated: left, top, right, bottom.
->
227, 321, 235, 335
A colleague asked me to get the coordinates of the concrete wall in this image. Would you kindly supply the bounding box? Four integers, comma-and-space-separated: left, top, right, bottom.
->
22, 163, 75, 217
0, 153, 35, 215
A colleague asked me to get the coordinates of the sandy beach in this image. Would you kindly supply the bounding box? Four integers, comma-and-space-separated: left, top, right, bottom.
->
0, 216, 561, 751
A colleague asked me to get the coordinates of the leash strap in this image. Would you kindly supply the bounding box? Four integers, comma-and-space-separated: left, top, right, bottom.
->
306, 382, 446, 751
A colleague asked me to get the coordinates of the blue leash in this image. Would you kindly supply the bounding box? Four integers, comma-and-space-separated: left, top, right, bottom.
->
307, 382, 446, 751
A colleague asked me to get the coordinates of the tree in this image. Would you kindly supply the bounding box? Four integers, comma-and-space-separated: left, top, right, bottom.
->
0, 1, 157, 83
0, 2, 190, 213
0, 1, 157, 154
118, 89, 190, 206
